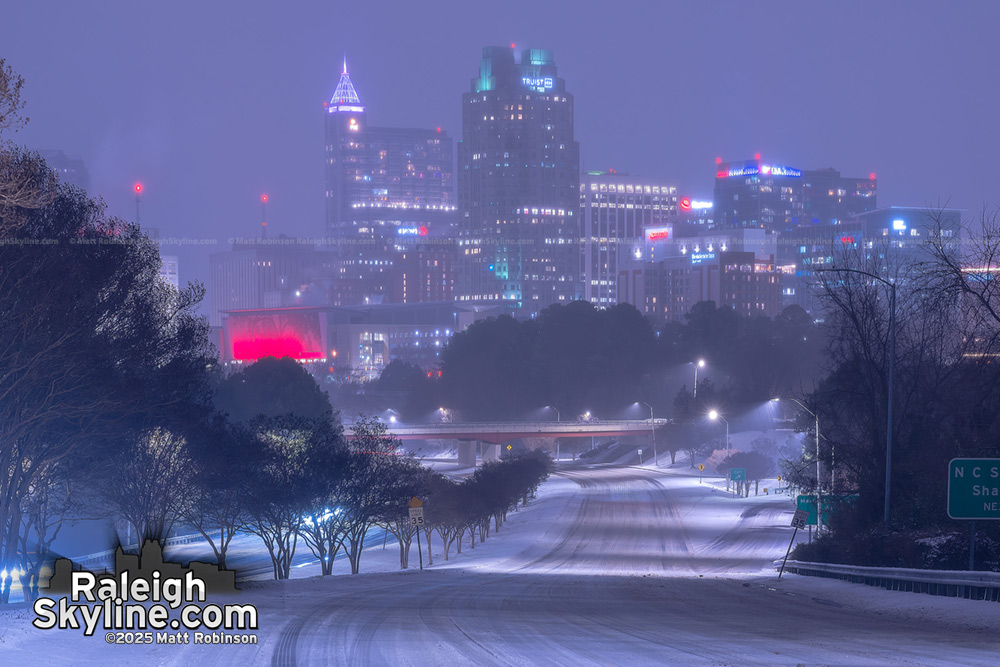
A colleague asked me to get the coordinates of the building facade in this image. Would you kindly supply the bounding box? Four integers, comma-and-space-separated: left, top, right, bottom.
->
321, 59, 456, 308
220, 302, 502, 380
324, 60, 454, 242
645, 251, 780, 322
580, 171, 678, 309
208, 237, 330, 327
643, 229, 780, 322
456, 46, 582, 314
713, 156, 876, 232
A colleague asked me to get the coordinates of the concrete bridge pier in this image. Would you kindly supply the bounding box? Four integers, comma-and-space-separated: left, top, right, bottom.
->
458, 440, 477, 466
481, 443, 501, 462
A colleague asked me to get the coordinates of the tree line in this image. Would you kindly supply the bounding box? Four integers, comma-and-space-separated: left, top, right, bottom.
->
790, 214, 1000, 569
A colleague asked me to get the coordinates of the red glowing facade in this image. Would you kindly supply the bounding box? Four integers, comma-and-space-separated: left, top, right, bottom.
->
227, 309, 325, 361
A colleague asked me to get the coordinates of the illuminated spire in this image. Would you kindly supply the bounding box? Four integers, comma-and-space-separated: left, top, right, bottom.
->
330, 56, 362, 108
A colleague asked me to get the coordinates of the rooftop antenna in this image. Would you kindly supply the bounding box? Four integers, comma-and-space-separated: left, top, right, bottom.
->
261, 194, 268, 238
133, 183, 143, 224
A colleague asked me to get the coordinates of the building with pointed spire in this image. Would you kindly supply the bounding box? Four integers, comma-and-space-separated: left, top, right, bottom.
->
324, 58, 454, 242
322, 58, 455, 307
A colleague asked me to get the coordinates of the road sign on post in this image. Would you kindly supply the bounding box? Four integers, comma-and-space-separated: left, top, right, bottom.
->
730, 468, 746, 481
948, 459, 1000, 519
779, 509, 811, 579
408, 497, 424, 570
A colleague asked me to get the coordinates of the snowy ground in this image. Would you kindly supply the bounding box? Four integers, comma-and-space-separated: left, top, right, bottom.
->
1, 463, 998, 665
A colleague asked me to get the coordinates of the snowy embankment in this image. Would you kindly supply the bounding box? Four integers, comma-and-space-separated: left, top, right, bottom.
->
2, 465, 999, 666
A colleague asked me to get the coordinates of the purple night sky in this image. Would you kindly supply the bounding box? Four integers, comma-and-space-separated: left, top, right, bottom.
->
5, 0, 999, 298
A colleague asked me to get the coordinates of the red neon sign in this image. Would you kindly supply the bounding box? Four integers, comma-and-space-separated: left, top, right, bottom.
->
680, 198, 692, 212
840, 236, 855, 243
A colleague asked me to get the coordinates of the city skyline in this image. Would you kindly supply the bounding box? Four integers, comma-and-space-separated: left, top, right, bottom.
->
5, 1, 999, 305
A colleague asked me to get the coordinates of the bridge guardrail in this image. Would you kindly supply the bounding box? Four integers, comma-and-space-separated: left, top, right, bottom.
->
343, 418, 673, 429
780, 559, 1000, 602
72, 531, 217, 566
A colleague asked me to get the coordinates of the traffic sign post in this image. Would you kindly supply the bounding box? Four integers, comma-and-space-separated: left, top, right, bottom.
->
408, 507, 424, 525
730, 468, 746, 496
697, 463, 705, 483
947, 459, 1000, 519
408, 497, 424, 570
947, 459, 1000, 570
779, 509, 810, 579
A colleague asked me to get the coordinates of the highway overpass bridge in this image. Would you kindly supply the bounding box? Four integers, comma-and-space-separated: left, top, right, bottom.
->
344, 419, 669, 465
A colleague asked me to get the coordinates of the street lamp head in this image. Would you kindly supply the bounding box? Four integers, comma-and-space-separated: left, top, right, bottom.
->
770, 397, 780, 402
389, 416, 397, 423
697, 359, 706, 368
708, 410, 719, 420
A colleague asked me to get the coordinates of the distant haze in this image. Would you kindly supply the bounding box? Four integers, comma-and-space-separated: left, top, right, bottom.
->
6, 0, 999, 301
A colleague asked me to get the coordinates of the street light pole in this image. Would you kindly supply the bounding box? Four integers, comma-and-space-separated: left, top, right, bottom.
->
641, 401, 656, 466
816, 267, 896, 529
776, 397, 822, 531
708, 410, 730, 491
693, 359, 706, 398
547, 406, 561, 461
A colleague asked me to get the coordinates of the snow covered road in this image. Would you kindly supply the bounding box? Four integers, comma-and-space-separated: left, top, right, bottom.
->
2, 464, 998, 665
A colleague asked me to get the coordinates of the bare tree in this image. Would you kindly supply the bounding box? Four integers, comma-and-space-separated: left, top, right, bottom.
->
0, 62, 56, 217
812, 235, 964, 525
96, 428, 194, 546
182, 419, 251, 571
0, 59, 27, 136
16, 470, 75, 601
922, 205, 1000, 356
336, 417, 409, 574
243, 415, 344, 580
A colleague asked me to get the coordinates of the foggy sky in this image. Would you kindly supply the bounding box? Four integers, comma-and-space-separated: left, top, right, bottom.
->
4, 0, 999, 300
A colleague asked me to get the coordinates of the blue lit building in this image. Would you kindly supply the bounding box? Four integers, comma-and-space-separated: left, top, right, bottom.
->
324, 59, 454, 241
787, 206, 961, 312
456, 46, 582, 313
713, 156, 876, 232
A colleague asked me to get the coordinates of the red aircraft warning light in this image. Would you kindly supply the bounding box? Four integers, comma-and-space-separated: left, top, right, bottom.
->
262, 194, 269, 203
134, 183, 143, 194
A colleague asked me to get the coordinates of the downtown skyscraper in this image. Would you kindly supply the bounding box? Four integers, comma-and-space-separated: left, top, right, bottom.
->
321, 59, 456, 306
324, 59, 454, 241
456, 46, 581, 313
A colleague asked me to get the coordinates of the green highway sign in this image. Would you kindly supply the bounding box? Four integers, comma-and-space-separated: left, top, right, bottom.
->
948, 458, 1000, 520
797, 495, 818, 525
797, 494, 858, 526
730, 468, 746, 481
